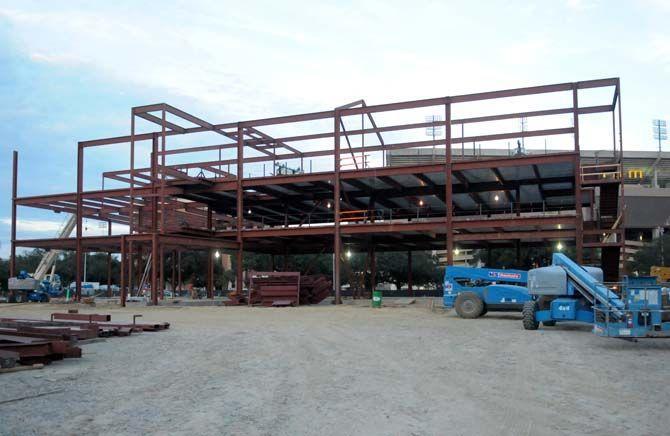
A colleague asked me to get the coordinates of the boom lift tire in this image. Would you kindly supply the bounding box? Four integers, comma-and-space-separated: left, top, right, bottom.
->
454, 292, 485, 318
522, 301, 540, 330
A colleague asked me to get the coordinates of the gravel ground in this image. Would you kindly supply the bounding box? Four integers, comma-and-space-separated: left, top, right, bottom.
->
1, 301, 669, 436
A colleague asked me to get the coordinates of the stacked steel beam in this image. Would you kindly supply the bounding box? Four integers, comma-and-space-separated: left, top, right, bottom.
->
225, 272, 332, 306
0, 312, 169, 370
250, 271, 301, 307
299, 274, 332, 305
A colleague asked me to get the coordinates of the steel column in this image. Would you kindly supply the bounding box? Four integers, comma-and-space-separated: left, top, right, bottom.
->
107, 220, 112, 298
617, 80, 626, 275
159, 245, 165, 300
151, 134, 158, 232
445, 100, 454, 265
128, 240, 133, 298
207, 206, 213, 230
160, 109, 166, 232
207, 249, 214, 299
129, 110, 135, 234
370, 247, 376, 294
151, 233, 158, 305
177, 250, 182, 293
75, 144, 84, 301
334, 110, 342, 304
573, 85, 583, 263
171, 250, 176, 296
120, 235, 126, 307
9, 151, 17, 277
407, 250, 413, 297
236, 124, 244, 296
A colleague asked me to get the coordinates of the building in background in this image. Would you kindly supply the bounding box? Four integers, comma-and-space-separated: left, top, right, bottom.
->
389, 148, 670, 267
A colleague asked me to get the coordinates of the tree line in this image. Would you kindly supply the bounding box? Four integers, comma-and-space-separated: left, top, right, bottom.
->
4, 239, 661, 293
0, 249, 444, 292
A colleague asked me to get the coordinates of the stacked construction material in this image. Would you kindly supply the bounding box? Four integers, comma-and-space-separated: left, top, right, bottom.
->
0, 311, 170, 370
0, 334, 81, 367
299, 274, 332, 305
226, 272, 332, 306
250, 271, 301, 307
226, 288, 261, 306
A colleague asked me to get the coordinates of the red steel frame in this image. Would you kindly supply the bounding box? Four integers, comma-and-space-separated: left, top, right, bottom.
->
9, 78, 625, 304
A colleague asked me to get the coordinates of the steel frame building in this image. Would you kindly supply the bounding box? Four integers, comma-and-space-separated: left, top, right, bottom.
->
9, 78, 625, 304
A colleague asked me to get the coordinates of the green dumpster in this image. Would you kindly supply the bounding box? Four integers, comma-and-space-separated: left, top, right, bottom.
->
371, 290, 383, 308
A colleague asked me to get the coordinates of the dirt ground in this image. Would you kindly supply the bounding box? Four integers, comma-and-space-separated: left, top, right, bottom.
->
1, 301, 669, 436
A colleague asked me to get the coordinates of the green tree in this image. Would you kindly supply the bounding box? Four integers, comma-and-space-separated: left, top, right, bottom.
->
628, 235, 670, 275
473, 245, 577, 270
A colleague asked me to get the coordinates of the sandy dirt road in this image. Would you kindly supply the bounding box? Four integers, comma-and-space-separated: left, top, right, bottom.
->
1, 302, 669, 436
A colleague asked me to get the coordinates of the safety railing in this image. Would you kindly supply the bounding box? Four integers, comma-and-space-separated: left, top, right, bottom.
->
240, 202, 578, 230
581, 163, 621, 184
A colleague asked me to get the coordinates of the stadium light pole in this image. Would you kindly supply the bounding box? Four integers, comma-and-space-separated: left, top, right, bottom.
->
653, 119, 667, 152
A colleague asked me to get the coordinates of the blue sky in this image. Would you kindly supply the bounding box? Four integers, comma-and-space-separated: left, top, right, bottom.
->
1, 0, 669, 257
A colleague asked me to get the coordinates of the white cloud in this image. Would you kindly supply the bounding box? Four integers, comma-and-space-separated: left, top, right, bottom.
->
565, 0, 599, 11
0, 3, 529, 119
29, 52, 86, 65
1, 218, 61, 233
0, 0, 668, 155
1, 217, 128, 236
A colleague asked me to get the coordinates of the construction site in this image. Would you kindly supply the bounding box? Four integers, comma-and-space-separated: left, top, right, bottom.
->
2, 78, 670, 435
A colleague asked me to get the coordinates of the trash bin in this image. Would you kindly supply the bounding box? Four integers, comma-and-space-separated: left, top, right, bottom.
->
371, 290, 383, 308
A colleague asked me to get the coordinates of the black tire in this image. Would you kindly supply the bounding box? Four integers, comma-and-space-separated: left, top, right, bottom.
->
522, 301, 540, 330
454, 292, 485, 318
481, 305, 488, 316
542, 320, 556, 327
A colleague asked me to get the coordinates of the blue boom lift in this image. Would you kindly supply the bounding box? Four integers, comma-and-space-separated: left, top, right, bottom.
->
523, 253, 670, 338
443, 266, 531, 318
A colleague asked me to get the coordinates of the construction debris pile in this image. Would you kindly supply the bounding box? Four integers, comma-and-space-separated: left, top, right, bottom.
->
0, 310, 169, 371
227, 272, 332, 307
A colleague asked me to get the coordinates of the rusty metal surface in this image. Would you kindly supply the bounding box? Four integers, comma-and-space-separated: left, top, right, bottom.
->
8, 78, 625, 301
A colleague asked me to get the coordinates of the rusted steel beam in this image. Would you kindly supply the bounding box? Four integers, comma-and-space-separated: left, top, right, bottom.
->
453, 152, 576, 171
247, 126, 302, 156
445, 101, 454, 265
120, 235, 126, 306
242, 104, 609, 149
105, 173, 149, 187
245, 172, 333, 187
158, 142, 236, 157
51, 313, 111, 322
79, 79, 616, 149
9, 151, 17, 277
135, 111, 185, 133
334, 109, 342, 304
452, 170, 486, 207
491, 167, 513, 203
158, 165, 213, 185
180, 127, 575, 169
583, 241, 622, 248
453, 215, 575, 229
75, 144, 84, 302
454, 230, 574, 242
151, 233, 158, 305
236, 123, 244, 296
573, 86, 584, 264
